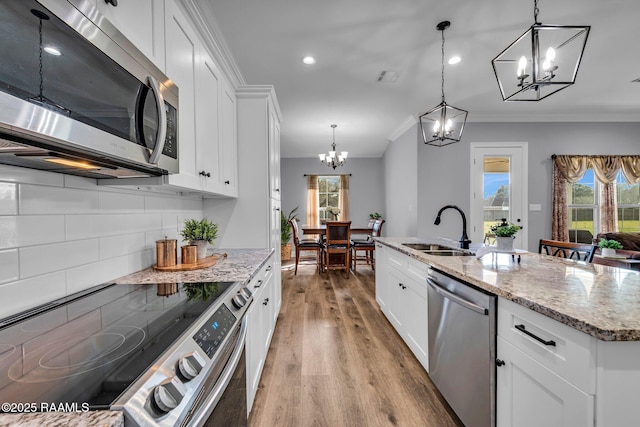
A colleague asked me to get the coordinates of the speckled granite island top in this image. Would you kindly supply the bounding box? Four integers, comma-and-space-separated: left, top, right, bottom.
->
376, 237, 640, 341
113, 248, 274, 285
0, 410, 123, 426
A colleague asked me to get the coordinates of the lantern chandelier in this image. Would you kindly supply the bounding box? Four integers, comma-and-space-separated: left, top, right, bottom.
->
419, 21, 468, 147
491, 0, 590, 101
319, 124, 348, 169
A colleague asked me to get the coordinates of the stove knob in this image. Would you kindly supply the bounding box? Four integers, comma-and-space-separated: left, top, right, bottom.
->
239, 286, 252, 299
231, 293, 247, 309
152, 377, 186, 413
177, 352, 205, 381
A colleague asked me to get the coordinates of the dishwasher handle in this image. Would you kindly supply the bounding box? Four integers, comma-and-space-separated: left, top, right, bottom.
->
426, 278, 488, 315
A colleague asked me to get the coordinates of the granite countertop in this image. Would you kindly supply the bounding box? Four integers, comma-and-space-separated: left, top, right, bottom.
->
376, 237, 640, 341
0, 411, 123, 427
113, 248, 274, 285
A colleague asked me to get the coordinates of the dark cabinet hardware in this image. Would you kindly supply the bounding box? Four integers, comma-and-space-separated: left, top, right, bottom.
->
253, 280, 263, 289
496, 359, 505, 367
224, 180, 230, 184
515, 324, 556, 346
263, 298, 269, 306
199, 171, 211, 177
104, 0, 118, 6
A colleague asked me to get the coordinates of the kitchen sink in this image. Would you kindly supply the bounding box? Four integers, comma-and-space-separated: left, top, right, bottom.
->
402, 243, 473, 256
421, 250, 474, 256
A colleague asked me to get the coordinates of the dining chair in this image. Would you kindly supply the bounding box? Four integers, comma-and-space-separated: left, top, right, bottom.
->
290, 219, 323, 275
351, 219, 385, 271
324, 221, 351, 278
538, 239, 597, 263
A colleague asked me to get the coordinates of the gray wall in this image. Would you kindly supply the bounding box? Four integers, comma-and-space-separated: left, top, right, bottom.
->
415, 121, 640, 251
383, 126, 418, 237
280, 158, 385, 230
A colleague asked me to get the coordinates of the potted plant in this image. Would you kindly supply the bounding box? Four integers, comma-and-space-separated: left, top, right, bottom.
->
368, 212, 382, 227
280, 207, 298, 261
180, 218, 218, 259
598, 238, 623, 257
490, 219, 521, 251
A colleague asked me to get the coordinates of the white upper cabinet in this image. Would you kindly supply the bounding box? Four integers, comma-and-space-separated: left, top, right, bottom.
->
268, 109, 281, 200
220, 79, 238, 197
95, 0, 166, 71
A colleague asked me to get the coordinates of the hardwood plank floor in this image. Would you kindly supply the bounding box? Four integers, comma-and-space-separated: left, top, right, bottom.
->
249, 261, 463, 427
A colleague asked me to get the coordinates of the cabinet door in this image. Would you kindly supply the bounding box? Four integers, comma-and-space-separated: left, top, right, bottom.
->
496, 337, 594, 427
164, 0, 199, 189
220, 80, 238, 196
96, 0, 165, 70
268, 108, 281, 200
402, 277, 428, 369
195, 52, 221, 193
374, 244, 389, 309
386, 268, 405, 331
246, 300, 263, 413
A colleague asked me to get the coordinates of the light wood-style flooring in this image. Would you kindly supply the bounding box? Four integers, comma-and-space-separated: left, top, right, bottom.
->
249, 259, 463, 427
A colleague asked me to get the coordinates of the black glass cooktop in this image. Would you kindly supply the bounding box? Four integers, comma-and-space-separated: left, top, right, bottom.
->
0, 281, 236, 410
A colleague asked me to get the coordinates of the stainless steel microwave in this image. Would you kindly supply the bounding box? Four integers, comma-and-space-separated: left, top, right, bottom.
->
0, 0, 179, 179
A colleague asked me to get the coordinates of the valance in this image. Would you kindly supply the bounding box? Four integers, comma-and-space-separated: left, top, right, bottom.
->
552, 155, 640, 184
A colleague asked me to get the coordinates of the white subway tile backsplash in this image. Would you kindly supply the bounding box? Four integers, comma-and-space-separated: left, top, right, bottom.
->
0, 249, 18, 284
19, 239, 99, 278
0, 183, 17, 215
0, 215, 65, 249
99, 191, 145, 213
66, 256, 134, 295
20, 184, 99, 214
100, 233, 147, 259
0, 272, 67, 319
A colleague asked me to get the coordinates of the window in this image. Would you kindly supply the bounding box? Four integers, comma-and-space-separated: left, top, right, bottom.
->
318, 176, 339, 221
567, 169, 640, 241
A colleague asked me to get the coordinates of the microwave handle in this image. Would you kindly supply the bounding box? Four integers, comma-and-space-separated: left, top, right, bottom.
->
146, 76, 167, 165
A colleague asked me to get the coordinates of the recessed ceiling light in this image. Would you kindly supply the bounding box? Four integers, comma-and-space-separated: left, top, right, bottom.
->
448, 56, 461, 65
301, 56, 316, 65
44, 45, 61, 56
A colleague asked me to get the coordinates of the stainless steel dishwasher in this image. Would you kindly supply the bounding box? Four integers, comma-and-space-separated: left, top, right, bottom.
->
427, 268, 497, 427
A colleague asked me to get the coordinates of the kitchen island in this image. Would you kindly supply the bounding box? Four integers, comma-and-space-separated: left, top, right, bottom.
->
376, 237, 640, 427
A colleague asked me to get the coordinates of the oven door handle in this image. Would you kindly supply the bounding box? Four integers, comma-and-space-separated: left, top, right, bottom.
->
146, 76, 167, 165
188, 316, 248, 426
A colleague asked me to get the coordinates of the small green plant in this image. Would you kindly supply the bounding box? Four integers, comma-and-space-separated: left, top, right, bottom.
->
490, 219, 521, 237
369, 212, 382, 220
598, 238, 623, 250
280, 207, 299, 245
180, 218, 218, 244
184, 282, 219, 301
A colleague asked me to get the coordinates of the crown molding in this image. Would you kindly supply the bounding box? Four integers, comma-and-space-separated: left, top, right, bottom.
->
388, 115, 417, 142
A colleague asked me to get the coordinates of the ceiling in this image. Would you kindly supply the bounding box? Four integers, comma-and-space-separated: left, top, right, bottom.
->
196, 0, 639, 158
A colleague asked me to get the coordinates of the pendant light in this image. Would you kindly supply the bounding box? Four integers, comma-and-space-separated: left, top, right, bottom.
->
491, 0, 590, 101
319, 124, 347, 169
419, 21, 468, 147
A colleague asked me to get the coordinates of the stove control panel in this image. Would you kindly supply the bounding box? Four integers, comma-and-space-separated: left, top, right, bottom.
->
192, 304, 237, 359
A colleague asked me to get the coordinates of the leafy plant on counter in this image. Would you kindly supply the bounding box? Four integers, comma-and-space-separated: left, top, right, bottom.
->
281, 207, 299, 245
180, 218, 218, 244
369, 212, 383, 220
183, 282, 220, 301
490, 218, 521, 237
598, 239, 623, 249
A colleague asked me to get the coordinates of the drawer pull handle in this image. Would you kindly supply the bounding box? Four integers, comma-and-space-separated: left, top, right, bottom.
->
254, 280, 263, 289
496, 359, 505, 367
515, 324, 556, 346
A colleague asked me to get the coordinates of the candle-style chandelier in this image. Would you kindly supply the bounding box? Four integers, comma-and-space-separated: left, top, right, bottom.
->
491, 0, 590, 101
418, 21, 468, 147
319, 124, 348, 169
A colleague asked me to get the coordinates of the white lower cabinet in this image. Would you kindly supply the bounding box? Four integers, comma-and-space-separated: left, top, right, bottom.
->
376, 247, 429, 371
496, 336, 594, 427
246, 257, 277, 415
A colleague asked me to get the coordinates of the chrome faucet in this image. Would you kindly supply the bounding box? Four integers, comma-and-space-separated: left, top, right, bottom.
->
434, 205, 471, 249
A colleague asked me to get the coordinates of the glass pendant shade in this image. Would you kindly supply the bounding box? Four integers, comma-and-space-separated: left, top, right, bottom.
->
319, 124, 347, 169
491, 5, 590, 101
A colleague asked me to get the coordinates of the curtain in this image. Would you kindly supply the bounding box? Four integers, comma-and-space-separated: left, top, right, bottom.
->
621, 156, 640, 184
338, 174, 350, 221
600, 183, 618, 234
306, 175, 319, 225
552, 159, 570, 241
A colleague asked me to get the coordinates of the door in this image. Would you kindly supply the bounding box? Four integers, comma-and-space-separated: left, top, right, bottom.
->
471, 143, 528, 250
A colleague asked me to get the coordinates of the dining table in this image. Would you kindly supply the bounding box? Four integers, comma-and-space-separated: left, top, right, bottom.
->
301, 224, 373, 236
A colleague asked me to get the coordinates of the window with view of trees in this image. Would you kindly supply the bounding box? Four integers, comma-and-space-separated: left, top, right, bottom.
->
567, 169, 640, 239
318, 176, 339, 221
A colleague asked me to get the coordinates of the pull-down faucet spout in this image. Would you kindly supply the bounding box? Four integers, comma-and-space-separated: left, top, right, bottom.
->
434, 205, 471, 249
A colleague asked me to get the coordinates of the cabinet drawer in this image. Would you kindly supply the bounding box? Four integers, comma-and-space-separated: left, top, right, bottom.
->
498, 298, 596, 393
387, 249, 430, 283
247, 261, 272, 300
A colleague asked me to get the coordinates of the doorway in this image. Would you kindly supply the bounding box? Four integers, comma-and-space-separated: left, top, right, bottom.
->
470, 143, 528, 250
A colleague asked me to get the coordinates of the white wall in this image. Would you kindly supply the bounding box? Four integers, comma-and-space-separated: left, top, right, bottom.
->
416, 121, 640, 251
383, 126, 418, 237
280, 158, 385, 230
0, 165, 203, 319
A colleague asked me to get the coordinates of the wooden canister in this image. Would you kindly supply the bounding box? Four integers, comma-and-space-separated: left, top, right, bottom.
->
181, 245, 198, 265
156, 238, 177, 267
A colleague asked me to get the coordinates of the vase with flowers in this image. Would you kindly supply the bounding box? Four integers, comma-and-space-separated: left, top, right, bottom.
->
326, 206, 341, 220
490, 218, 521, 251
